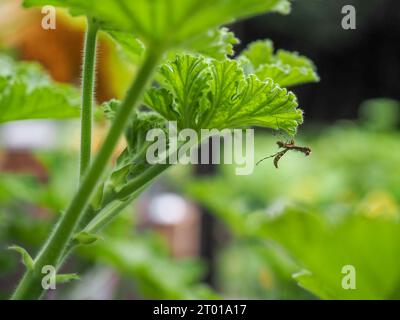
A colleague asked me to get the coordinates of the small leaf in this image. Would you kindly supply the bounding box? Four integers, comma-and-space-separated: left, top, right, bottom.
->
101, 99, 120, 120
56, 273, 80, 284
109, 111, 168, 190
109, 162, 131, 192
0, 55, 80, 123
74, 231, 102, 245
125, 111, 168, 153
8, 245, 34, 270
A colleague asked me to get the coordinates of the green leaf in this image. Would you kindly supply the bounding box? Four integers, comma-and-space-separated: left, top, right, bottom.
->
241, 40, 275, 70
107, 32, 145, 63
74, 231, 102, 245
8, 245, 34, 270
145, 88, 177, 122
56, 273, 80, 284
100, 107, 169, 192
125, 111, 168, 154
182, 27, 239, 60
256, 209, 400, 299
239, 40, 320, 87
205, 60, 302, 134
101, 99, 120, 120
23, 0, 290, 50
293, 270, 333, 300
79, 236, 217, 299
0, 55, 80, 123
146, 54, 303, 136
146, 55, 211, 129
111, 27, 239, 63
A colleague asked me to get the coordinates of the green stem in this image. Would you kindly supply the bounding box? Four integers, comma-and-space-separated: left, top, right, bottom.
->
80, 19, 98, 179
11, 46, 163, 300
116, 163, 170, 200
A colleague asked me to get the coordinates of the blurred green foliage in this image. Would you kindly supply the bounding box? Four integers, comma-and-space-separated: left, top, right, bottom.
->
360, 98, 400, 132
180, 99, 400, 299
2, 99, 400, 299
0, 151, 215, 300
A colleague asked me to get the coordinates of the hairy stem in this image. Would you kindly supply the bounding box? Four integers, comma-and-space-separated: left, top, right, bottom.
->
11, 46, 163, 300
80, 19, 99, 179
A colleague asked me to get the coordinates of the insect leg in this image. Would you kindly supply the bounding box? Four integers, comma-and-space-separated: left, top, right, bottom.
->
274, 149, 289, 169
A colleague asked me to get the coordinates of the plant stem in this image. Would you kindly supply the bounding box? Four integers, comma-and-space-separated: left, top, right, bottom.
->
11, 46, 163, 300
80, 19, 98, 179
116, 163, 170, 199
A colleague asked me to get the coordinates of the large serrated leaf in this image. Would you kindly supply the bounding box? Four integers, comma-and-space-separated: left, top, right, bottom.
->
145, 55, 303, 136
23, 0, 290, 52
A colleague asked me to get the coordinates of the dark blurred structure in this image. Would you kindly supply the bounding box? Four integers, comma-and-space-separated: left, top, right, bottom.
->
234, 0, 400, 122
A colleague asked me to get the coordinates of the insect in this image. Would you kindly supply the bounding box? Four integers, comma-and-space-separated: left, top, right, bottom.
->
256, 140, 312, 168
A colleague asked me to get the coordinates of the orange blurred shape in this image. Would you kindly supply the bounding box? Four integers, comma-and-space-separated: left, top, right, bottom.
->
0, 0, 114, 103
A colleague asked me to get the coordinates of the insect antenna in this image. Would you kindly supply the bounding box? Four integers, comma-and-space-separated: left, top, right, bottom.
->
256, 153, 279, 166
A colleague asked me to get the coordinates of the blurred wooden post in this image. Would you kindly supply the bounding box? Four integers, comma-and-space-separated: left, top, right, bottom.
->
138, 193, 201, 258
195, 137, 218, 287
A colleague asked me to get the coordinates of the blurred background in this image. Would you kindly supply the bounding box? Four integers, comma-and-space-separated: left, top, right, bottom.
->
0, 0, 400, 299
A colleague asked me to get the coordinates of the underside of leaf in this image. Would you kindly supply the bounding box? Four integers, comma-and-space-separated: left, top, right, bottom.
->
145, 54, 303, 136
23, 0, 291, 52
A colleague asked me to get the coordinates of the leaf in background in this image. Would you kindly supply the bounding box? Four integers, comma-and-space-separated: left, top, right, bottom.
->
359, 98, 400, 132
293, 269, 333, 300
0, 55, 80, 123
146, 55, 303, 136
78, 236, 218, 299
23, 0, 290, 51
241, 40, 275, 70
255, 209, 400, 299
239, 40, 319, 87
